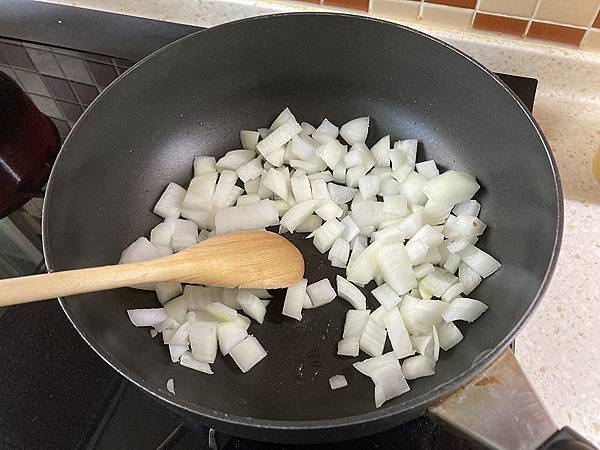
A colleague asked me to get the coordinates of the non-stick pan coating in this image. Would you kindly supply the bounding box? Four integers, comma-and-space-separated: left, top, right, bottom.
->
42, 14, 561, 443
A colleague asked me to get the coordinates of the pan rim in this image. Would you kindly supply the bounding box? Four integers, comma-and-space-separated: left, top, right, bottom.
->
42, 11, 563, 436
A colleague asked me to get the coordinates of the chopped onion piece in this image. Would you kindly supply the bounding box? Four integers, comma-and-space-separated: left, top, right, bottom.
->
329, 375, 348, 390
312, 219, 344, 253
237, 290, 267, 324
443, 252, 461, 274
155, 282, 183, 305
300, 121, 316, 137
377, 242, 417, 296
420, 270, 458, 298
216, 150, 255, 171
370, 358, 410, 407
150, 218, 175, 246
316, 200, 343, 221
442, 297, 488, 322
296, 215, 322, 233
127, 308, 167, 327
340, 117, 369, 145
371, 135, 391, 167
180, 351, 214, 374
345, 165, 367, 188
348, 235, 368, 269
414, 263, 435, 279
183, 173, 218, 210
359, 318, 387, 357
306, 278, 336, 307
333, 165, 346, 184
437, 321, 464, 350
328, 238, 350, 268
229, 335, 267, 373
402, 355, 436, 380
283, 278, 307, 321
189, 321, 218, 363
310, 178, 331, 201
166, 378, 175, 394
372, 283, 402, 310
350, 201, 384, 229
169, 344, 188, 363
337, 337, 360, 357
217, 322, 249, 355
214, 200, 278, 234
164, 295, 188, 324
393, 139, 418, 167
240, 130, 260, 151
343, 309, 371, 338
399, 172, 428, 206
336, 275, 367, 310
280, 200, 318, 232
384, 308, 414, 359
458, 245, 501, 278
205, 303, 238, 322
453, 199, 481, 217
458, 262, 482, 295
400, 297, 448, 335
313, 118, 339, 143
358, 175, 380, 199
257, 119, 301, 157
194, 156, 217, 176
404, 240, 428, 265
353, 352, 397, 377
415, 160, 439, 180
422, 171, 480, 206
347, 240, 382, 286
316, 140, 346, 170
328, 183, 357, 205
237, 157, 263, 182
154, 182, 186, 219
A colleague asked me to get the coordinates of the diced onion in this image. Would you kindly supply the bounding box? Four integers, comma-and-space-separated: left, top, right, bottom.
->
336, 275, 367, 310
401, 355, 436, 380
306, 278, 336, 307
329, 375, 348, 390
229, 335, 267, 373
282, 278, 307, 321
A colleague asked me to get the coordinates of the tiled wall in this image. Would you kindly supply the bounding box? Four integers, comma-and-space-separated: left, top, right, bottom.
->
0, 38, 134, 142
292, 0, 600, 52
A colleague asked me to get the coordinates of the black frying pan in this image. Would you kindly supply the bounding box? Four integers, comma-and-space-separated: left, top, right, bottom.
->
42, 13, 564, 446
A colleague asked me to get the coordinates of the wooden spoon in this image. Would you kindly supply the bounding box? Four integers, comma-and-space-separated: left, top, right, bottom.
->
0, 230, 304, 306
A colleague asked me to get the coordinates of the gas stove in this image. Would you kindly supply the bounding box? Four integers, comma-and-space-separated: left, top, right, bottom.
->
0, 2, 536, 448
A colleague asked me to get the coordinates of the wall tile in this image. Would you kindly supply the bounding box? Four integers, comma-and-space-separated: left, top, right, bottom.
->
535, 0, 600, 27
420, 3, 474, 29
593, 10, 600, 28
323, 0, 369, 10
478, 0, 538, 18
25, 47, 63, 77
55, 54, 94, 84
371, 0, 420, 21
29, 94, 63, 119
425, 0, 476, 9
86, 61, 118, 88
42, 75, 76, 102
580, 29, 600, 51
13, 69, 50, 97
473, 13, 528, 36
527, 22, 586, 46
0, 42, 35, 70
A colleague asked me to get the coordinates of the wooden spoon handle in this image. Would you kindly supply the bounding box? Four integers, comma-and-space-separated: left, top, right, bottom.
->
0, 261, 169, 305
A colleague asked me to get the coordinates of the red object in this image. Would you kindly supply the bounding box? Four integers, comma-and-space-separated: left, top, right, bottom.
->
0, 71, 60, 218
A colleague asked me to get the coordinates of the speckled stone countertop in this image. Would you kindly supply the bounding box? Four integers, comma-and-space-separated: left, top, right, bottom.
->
36, 0, 600, 444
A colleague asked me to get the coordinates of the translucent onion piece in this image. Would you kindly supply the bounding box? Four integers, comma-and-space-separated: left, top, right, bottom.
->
216, 150, 255, 171
353, 352, 397, 377
377, 242, 417, 296
328, 183, 357, 205
337, 337, 360, 357
343, 309, 371, 338
358, 175, 380, 199
205, 303, 238, 322
193, 156, 217, 176
257, 119, 302, 157
359, 318, 387, 357
422, 170, 480, 206
283, 278, 307, 321
229, 335, 267, 373
240, 130, 260, 151
313, 118, 339, 143
154, 182, 186, 219
291, 135, 317, 161
443, 252, 461, 274
340, 117, 369, 145
350, 201, 385, 228
316, 200, 343, 221
400, 297, 448, 335
189, 321, 218, 363
345, 165, 367, 188
458, 262, 482, 295
166, 378, 175, 394
371, 135, 391, 167
214, 200, 279, 234
347, 240, 383, 286
237, 290, 267, 324
336, 275, 367, 310
384, 308, 414, 359
306, 278, 336, 307
217, 322, 249, 355
329, 375, 349, 390
399, 171, 428, 206
372, 283, 402, 311
296, 215, 322, 233
280, 200, 319, 233
164, 296, 188, 324
393, 139, 418, 167
442, 297, 488, 323
169, 344, 189, 363
458, 245, 501, 278
312, 219, 344, 253
453, 199, 481, 217
237, 157, 263, 182
347, 235, 368, 269
370, 358, 410, 407
316, 139, 346, 170
328, 238, 350, 268
420, 270, 458, 298
127, 308, 167, 327
310, 178, 331, 201
180, 351, 214, 374
341, 215, 360, 242
441, 282, 465, 302
150, 218, 175, 246
402, 355, 436, 380
437, 321, 464, 350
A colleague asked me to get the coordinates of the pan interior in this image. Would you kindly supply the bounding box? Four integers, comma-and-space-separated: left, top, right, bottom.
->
44, 14, 560, 426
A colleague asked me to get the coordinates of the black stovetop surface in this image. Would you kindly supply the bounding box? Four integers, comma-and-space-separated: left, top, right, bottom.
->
0, 2, 537, 449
